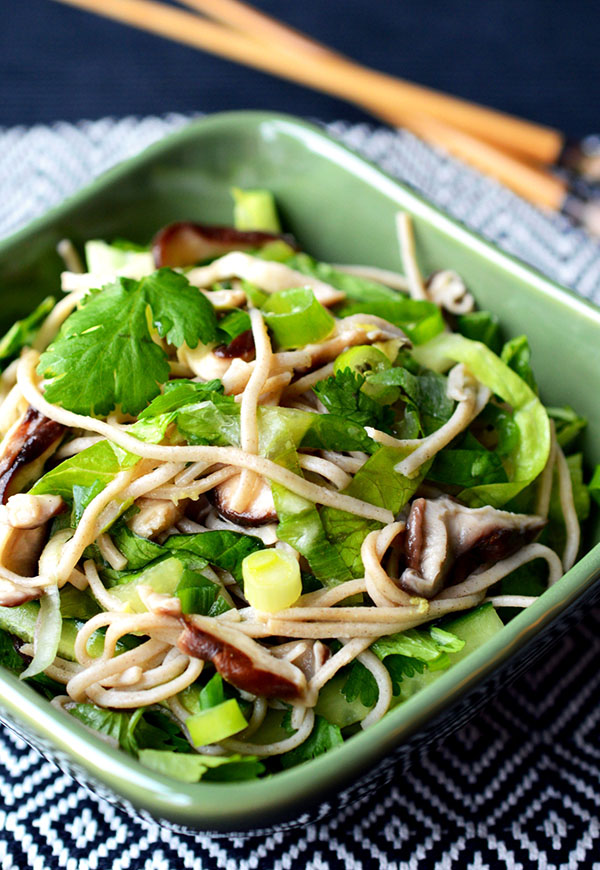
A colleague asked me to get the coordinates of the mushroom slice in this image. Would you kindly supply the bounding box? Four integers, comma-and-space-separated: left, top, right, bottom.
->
0, 577, 40, 607
0, 407, 65, 504
0, 521, 47, 580
401, 495, 546, 598
178, 615, 307, 700
127, 497, 186, 540
211, 474, 277, 527
270, 639, 331, 682
3, 493, 64, 529
152, 222, 296, 268
213, 330, 255, 362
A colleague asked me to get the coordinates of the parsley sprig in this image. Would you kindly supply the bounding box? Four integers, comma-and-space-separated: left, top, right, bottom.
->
38, 269, 218, 416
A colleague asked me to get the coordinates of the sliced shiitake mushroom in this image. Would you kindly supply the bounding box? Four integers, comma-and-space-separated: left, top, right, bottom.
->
400, 495, 546, 598
152, 222, 297, 269
178, 615, 306, 700
0, 407, 65, 504
211, 474, 277, 527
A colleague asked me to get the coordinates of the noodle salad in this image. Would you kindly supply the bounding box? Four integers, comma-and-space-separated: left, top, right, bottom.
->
0, 189, 596, 782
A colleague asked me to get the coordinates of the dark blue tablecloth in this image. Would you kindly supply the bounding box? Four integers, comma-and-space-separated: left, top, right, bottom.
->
2, 0, 597, 136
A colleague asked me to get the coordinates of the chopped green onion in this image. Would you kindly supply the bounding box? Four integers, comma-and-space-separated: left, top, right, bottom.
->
186, 698, 247, 746
232, 187, 281, 233
242, 549, 302, 613
262, 287, 335, 350
217, 309, 251, 343
242, 280, 268, 308
333, 345, 398, 403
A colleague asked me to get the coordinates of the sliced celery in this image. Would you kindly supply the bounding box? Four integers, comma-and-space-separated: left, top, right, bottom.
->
186, 699, 247, 746
242, 549, 302, 613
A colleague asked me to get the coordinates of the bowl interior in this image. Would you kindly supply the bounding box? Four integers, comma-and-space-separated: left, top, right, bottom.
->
0, 111, 599, 831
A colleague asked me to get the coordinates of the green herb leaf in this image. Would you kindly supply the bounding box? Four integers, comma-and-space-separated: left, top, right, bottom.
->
384, 655, 426, 694
280, 715, 343, 769
314, 368, 394, 432
341, 660, 379, 708
165, 530, 264, 583
37, 269, 218, 416
0, 296, 55, 368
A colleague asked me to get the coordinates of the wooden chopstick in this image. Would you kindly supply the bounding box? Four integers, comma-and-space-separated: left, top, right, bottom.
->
175, 0, 566, 168
53, 0, 566, 168
178, 0, 333, 59
51, 0, 572, 211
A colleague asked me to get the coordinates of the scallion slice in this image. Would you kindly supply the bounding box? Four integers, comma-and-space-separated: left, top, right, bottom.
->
262, 287, 335, 349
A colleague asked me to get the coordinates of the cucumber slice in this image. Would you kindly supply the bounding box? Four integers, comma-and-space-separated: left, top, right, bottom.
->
0, 603, 128, 662
110, 556, 184, 612
315, 672, 373, 728
394, 603, 504, 702
316, 604, 505, 723
84, 240, 154, 275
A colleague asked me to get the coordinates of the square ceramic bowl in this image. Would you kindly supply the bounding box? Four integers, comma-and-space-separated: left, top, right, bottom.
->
0, 112, 599, 836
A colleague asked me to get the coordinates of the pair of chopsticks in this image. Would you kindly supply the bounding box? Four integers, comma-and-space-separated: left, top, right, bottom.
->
51, 0, 600, 235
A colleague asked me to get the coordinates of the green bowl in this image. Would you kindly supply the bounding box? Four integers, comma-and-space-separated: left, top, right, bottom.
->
0, 112, 599, 836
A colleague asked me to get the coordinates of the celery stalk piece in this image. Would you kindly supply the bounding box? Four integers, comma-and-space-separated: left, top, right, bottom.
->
262, 287, 335, 350
231, 187, 281, 233
242, 549, 302, 613
186, 699, 247, 746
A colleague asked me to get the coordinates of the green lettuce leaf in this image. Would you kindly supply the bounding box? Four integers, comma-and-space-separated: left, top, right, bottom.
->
321, 446, 424, 577
31, 440, 140, 501
501, 335, 537, 392
282, 253, 445, 344
547, 406, 587, 449
138, 749, 264, 782
0, 296, 55, 368
456, 310, 501, 353
428, 447, 508, 487
412, 332, 550, 507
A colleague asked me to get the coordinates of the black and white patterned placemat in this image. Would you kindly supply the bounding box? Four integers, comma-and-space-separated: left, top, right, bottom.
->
0, 116, 599, 870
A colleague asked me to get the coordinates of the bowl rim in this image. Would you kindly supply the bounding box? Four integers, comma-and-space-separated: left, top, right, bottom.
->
0, 109, 599, 829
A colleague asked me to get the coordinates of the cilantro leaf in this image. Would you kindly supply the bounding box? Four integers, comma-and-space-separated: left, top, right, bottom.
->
384, 655, 427, 694
280, 715, 343, 769
138, 379, 228, 419
341, 660, 379, 708
37, 269, 218, 416
314, 368, 393, 432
